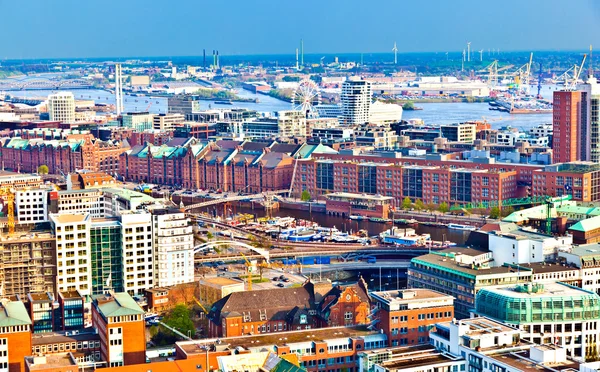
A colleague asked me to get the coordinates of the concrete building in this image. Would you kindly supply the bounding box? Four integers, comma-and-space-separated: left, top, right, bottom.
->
90, 218, 122, 294
153, 113, 185, 131
580, 77, 600, 162
238, 111, 307, 138
150, 208, 194, 287
47, 92, 75, 123
476, 282, 600, 360
198, 277, 244, 306
167, 95, 201, 115
50, 214, 92, 296
0, 232, 56, 297
341, 78, 372, 125
0, 299, 32, 372
553, 90, 583, 163
120, 211, 154, 296
370, 289, 454, 347
440, 123, 476, 143
15, 188, 49, 224
54, 189, 104, 217
91, 292, 146, 367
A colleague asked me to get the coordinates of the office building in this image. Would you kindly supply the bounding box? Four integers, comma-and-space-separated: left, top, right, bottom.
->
552, 90, 583, 163
27, 293, 55, 334
56, 291, 85, 332
90, 218, 122, 294
476, 282, 600, 359
369, 101, 403, 125
0, 299, 32, 372
15, 188, 49, 224
370, 289, 454, 347
341, 78, 372, 125
580, 77, 600, 162
440, 123, 477, 143
167, 95, 201, 115
150, 208, 194, 287
47, 92, 75, 123
50, 214, 93, 296
121, 112, 154, 132
91, 292, 146, 367
153, 113, 185, 131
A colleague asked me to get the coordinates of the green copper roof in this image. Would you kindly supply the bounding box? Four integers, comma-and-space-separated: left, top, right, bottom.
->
0, 301, 32, 327
94, 292, 144, 318
570, 215, 600, 232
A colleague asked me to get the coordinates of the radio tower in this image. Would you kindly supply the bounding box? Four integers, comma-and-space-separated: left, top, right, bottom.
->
114, 63, 124, 116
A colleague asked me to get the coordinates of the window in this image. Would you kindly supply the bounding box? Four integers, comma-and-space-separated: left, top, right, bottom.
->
482, 176, 489, 186
344, 312, 353, 321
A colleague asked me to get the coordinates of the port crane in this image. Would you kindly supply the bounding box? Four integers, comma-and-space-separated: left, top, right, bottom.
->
0, 187, 15, 234
555, 54, 587, 90
240, 253, 254, 291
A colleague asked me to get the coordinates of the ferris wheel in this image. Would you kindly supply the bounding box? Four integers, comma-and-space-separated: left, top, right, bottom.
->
291, 79, 321, 118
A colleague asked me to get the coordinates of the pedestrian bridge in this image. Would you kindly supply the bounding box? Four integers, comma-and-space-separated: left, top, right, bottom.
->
183, 190, 288, 211
193, 240, 270, 262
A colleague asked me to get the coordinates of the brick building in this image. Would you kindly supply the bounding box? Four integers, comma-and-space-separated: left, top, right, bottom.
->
553, 90, 583, 164
0, 300, 32, 372
91, 292, 146, 367
316, 279, 371, 327
0, 134, 128, 175
370, 289, 454, 347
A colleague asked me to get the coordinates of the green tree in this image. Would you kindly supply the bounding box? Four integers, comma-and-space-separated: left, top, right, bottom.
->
37, 165, 49, 175
301, 190, 311, 202
489, 206, 500, 219
501, 206, 515, 218
282, 76, 300, 82
426, 203, 437, 212
402, 101, 415, 110
414, 199, 425, 211
402, 197, 412, 210
163, 304, 195, 338
438, 202, 449, 214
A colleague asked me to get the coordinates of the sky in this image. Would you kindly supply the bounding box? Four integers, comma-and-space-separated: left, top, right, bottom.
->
2, 0, 600, 59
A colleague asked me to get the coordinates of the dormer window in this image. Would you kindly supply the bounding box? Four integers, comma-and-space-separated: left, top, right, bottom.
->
300, 314, 307, 324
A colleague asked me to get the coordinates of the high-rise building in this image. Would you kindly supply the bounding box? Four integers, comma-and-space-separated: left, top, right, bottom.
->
341, 78, 372, 125
47, 92, 75, 123
580, 77, 600, 163
552, 90, 583, 163
90, 218, 122, 294
120, 211, 154, 295
121, 112, 154, 131
150, 208, 194, 287
50, 214, 92, 296
153, 113, 185, 131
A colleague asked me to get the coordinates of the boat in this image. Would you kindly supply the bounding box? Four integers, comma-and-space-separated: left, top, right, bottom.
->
393, 218, 418, 225
369, 217, 392, 223
214, 100, 233, 105
379, 227, 431, 247
287, 229, 318, 242
349, 215, 367, 220
447, 223, 477, 231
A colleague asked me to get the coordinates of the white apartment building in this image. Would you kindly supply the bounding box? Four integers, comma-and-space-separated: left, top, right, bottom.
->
487, 227, 573, 265
50, 213, 92, 296
529, 123, 553, 138
47, 92, 76, 123
341, 78, 372, 125
121, 211, 154, 295
560, 243, 600, 296
150, 208, 194, 287
57, 189, 104, 217
15, 188, 48, 224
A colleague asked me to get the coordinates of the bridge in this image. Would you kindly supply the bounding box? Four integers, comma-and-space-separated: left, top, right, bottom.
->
183, 190, 288, 211
193, 240, 270, 262
0, 78, 94, 91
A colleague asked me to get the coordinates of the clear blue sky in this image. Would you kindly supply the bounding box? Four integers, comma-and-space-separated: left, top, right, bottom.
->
2, 0, 600, 59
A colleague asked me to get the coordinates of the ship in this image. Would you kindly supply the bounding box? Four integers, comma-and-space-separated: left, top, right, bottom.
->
491, 97, 552, 114
214, 99, 233, 105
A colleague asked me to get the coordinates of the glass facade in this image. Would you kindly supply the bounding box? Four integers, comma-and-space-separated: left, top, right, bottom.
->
316, 162, 334, 191
91, 223, 123, 294
402, 168, 423, 199
358, 165, 377, 194
476, 285, 600, 324
451, 172, 472, 203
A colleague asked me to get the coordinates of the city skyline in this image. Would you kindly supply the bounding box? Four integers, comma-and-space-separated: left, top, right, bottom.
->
2, 0, 600, 59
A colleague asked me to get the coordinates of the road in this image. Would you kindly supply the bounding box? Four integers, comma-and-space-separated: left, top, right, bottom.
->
301, 260, 411, 275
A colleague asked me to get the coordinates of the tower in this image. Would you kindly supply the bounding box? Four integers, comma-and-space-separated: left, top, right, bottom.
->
552, 90, 584, 163
115, 63, 124, 116
392, 42, 398, 65
301, 39, 304, 66
467, 42, 471, 62
48, 92, 75, 123
296, 48, 299, 70
341, 78, 372, 126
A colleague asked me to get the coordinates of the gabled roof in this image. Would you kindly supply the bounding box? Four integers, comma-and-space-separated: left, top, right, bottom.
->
257, 152, 292, 168
271, 143, 302, 155
294, 143, 337, 159
570, 215, 600, 232
216, 139, 244, 149
93, 292, 144, 318
0, 300, 32, 327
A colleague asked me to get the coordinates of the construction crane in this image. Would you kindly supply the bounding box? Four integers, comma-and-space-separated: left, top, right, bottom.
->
0, 187, 15, 234
145, 102, 152, 112
192, 296, 209, 314
567, 54, 587, 91
537, 63, 543, 99
240, 253, 254, 291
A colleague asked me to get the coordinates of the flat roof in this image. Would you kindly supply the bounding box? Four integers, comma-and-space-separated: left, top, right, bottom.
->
562, 243, 600, 258
26, 353, 77, 370
480, 282, 594, 299
199, 277, 243, 287
178, 326, 375, 355
371, 289, 453, 306
380, 350, 460, 370
32, 331, 99, 345
412, 250, 519, 279
520, 262, 579, 274
488, 349, 580, 372
50, 213, 89, 224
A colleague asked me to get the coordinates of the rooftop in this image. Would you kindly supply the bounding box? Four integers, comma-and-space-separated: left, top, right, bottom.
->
487, 349, 580, 372
569, 215, 600, 232
25, 353, 77, 371
479, 281, 594, 299
370, 289, 454, 308
32, 330, 100, 346
378, 347, 462, 370
50, 213, 90, 224
412, 249, 517, 279
199, 277, 244, 287
177, 326, 375, 355
0, 300, 32, 327
93, 292, 144, 318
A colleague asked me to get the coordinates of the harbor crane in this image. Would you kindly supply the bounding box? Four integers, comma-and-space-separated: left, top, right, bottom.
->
478, 50, 484, 62
240, 253, 254, 291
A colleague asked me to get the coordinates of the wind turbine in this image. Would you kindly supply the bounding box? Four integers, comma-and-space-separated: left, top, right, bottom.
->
467, 42, 471, 62
392, 42, 398, 65
479, 49, 484, 62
